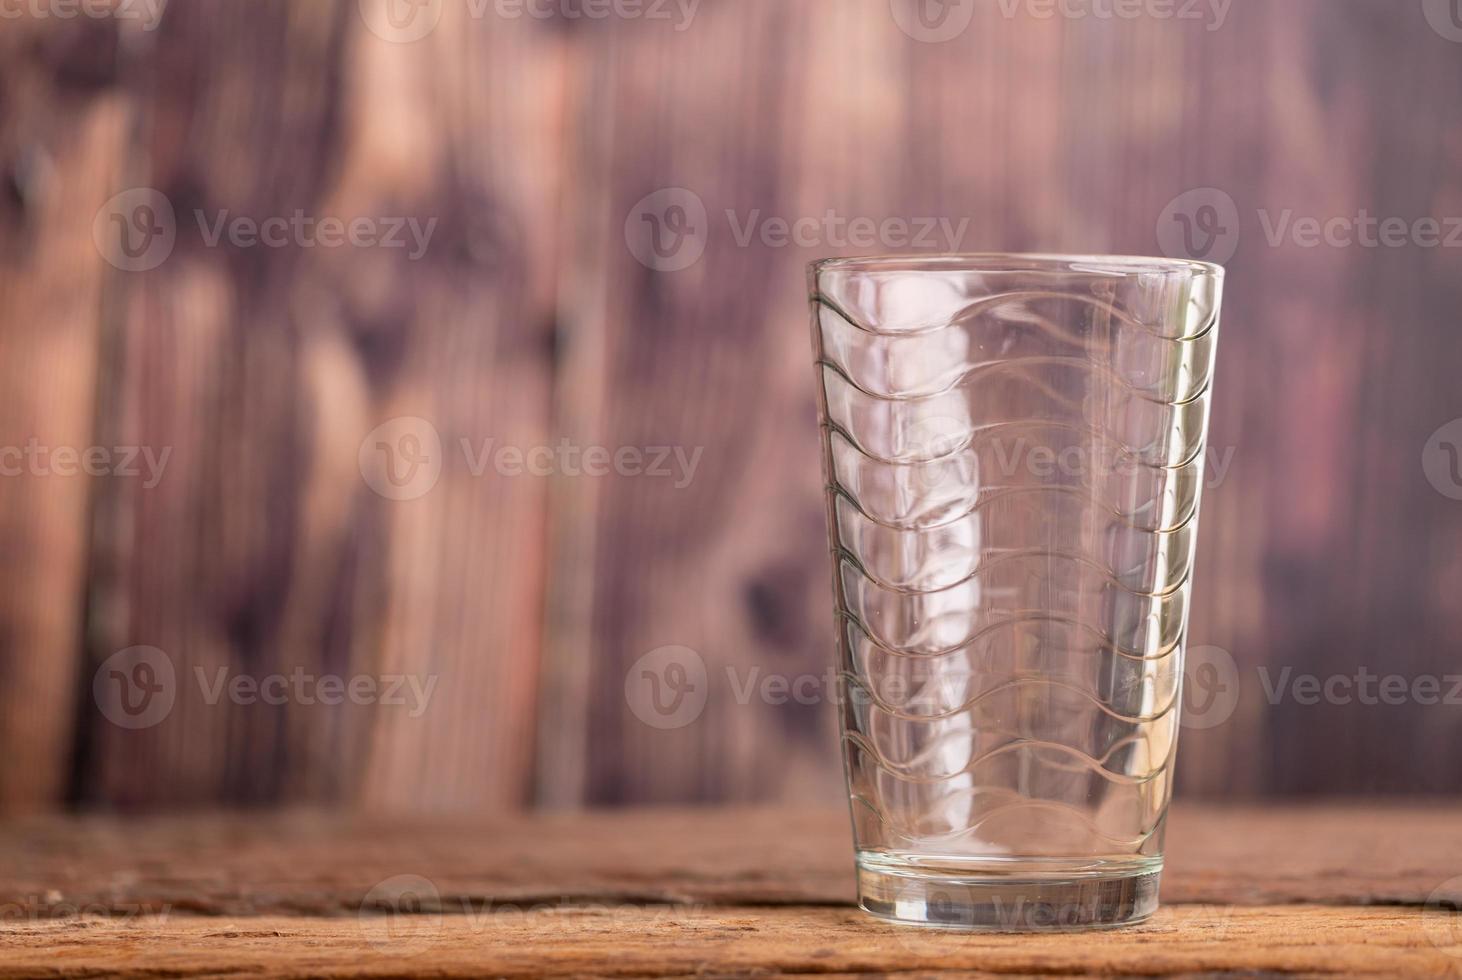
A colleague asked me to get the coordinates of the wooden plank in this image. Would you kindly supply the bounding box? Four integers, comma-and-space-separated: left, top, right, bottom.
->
2, 905, 1460, 978
543, 0, 908, 808
3, 804, 1460, 916
0, 19, 131, 810
76, 1, 563, 809
1235, 1, 1462, 798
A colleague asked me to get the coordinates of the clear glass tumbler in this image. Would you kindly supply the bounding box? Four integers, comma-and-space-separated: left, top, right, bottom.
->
809, 254, 1223, 930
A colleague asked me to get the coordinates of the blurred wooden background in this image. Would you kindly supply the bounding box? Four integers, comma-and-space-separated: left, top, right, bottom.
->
0, 0, 1459, 813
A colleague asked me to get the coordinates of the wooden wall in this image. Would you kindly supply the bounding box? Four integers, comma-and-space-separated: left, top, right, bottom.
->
0, 0, 1458, 812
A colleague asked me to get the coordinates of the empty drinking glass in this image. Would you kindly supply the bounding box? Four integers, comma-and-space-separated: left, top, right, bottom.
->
808, 254, 1223, 930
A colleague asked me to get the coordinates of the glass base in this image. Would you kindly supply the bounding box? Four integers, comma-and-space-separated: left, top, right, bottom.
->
856, 857, 1161, 932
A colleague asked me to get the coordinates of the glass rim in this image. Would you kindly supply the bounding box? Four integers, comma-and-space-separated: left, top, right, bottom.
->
808, 252, 1224, 279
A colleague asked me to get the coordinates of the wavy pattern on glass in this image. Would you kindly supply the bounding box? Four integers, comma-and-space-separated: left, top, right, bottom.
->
810, 256, 1222, 873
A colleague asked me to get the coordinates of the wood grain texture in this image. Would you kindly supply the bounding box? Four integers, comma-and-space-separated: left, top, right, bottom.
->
75, 2, 563, 810
5, 905, 1461, 979
0, 19, 129, 810
4, 804, 1462, 978
3, 803, 1461, 916
542, 2, 849, 807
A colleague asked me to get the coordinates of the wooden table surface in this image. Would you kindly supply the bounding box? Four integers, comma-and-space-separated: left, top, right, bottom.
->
2, 802, 1462, 977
